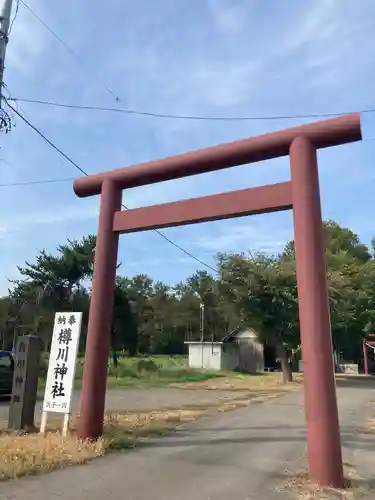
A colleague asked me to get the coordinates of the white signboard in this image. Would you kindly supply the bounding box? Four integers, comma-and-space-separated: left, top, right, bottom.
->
42, 312, 82, 414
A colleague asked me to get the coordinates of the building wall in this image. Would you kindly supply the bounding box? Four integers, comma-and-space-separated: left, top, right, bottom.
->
221, 343, 239, 371
337, 363, 359, 375
234, 329, 264, 373
186, 330, 265, 373
236, 340, 264, 372
188, 343, 222, 370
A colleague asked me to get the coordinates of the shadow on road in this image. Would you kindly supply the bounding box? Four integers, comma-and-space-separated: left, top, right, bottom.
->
335, 375, 375, 389
137, 426, 374, 452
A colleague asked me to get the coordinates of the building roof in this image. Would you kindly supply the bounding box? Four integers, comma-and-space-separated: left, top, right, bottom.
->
221, 326, 241, 342
184, 341, 223, 345
221, 325, 259, 343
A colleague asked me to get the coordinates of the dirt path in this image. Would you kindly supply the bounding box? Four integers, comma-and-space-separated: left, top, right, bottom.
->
0, 387, 251, 421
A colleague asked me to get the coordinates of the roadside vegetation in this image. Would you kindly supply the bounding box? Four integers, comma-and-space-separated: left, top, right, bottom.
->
36, 355, 224, 392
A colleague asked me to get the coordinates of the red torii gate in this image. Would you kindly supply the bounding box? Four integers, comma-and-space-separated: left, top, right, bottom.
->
73, 113, 362, 488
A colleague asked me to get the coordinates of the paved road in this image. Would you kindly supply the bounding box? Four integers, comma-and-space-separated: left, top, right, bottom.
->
2, 377, 374, 500
0, 387, 241, 421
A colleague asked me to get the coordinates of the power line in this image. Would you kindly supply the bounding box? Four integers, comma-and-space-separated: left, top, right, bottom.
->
2, 100, 375, 191
6, 101, 218, 273
8, 0, 19, 36
0, 157, 12, 168
9, 96, 374, 122
19, 0, 122, 104
18, 2, 374, 125
7, 101, 88, 175
0, 176, 75, 187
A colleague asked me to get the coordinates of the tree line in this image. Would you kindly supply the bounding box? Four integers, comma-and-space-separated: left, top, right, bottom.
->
0, 220, 374, 376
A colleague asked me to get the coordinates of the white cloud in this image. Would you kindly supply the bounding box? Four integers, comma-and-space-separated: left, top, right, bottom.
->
1, 0, 374, 291
282, 0, 340, 53
279, 0, 375, 80
0, 201, 99, 233
0, 178, 205, 238
6, 0, 47, 73
207, 0, 254, 35
125, 256, 192, 269
184, 60, 262, 108
194, 221, 292, 254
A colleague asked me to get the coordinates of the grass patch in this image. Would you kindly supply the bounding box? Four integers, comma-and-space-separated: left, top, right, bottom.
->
37, 355, 225, 392
106, 368, 225, 389
281, 465, 368, 499
37, 354, 305, 393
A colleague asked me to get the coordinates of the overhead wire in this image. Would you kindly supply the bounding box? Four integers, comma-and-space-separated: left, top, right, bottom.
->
0, 176, 75, 187
5, 100, 218, 274
9, 96, 375, 122
0, 158, 12, 169
9, 1, 374, 275
8, 0, 20, 36
4, 98, 374, 272
21, 0, 365, 125
13, 2, 375, 124
2, 1, 259, 274
19, 0, 122, 104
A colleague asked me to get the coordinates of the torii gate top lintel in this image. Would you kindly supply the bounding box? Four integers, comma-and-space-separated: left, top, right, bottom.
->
73, 113, 361, 198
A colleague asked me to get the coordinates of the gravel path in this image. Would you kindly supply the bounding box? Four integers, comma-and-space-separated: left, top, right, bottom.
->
0, 387, 243, 421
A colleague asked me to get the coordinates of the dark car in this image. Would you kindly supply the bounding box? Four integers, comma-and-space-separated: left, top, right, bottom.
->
0, 350, 14, 396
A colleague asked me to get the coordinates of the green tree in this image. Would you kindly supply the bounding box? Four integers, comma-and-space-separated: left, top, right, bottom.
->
114, 275, 154, 353
8, 235, 96, 346
283, 220, 374, 364
111, 277, 139, 356
217, 252, 298, 382
4, 220, 374, 377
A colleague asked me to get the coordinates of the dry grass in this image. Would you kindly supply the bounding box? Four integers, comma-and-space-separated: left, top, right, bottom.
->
101, 407, 209, 443
0, 432, 106, 481
175, 371, 303, 392
282, 465, 368, 500
0, 407, 212, 481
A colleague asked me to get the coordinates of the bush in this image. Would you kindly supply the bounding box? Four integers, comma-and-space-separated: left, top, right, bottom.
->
135, 359, 158, 374
107, 363, 139, 378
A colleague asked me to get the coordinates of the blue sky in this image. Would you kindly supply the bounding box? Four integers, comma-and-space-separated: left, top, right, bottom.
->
1, 0, 375, 294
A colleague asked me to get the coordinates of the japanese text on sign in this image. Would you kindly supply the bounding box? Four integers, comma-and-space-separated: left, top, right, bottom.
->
11, 339, 27, 405
42, 312, 82, 414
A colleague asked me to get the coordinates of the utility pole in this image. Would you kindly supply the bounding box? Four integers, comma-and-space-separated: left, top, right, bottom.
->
0, 0, 13, 94
199, 302, 205, 342
0, 0, 13, 131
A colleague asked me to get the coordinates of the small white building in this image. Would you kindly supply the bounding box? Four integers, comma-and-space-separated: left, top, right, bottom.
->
185, 341, 238, 371
185, 326, 265, 373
